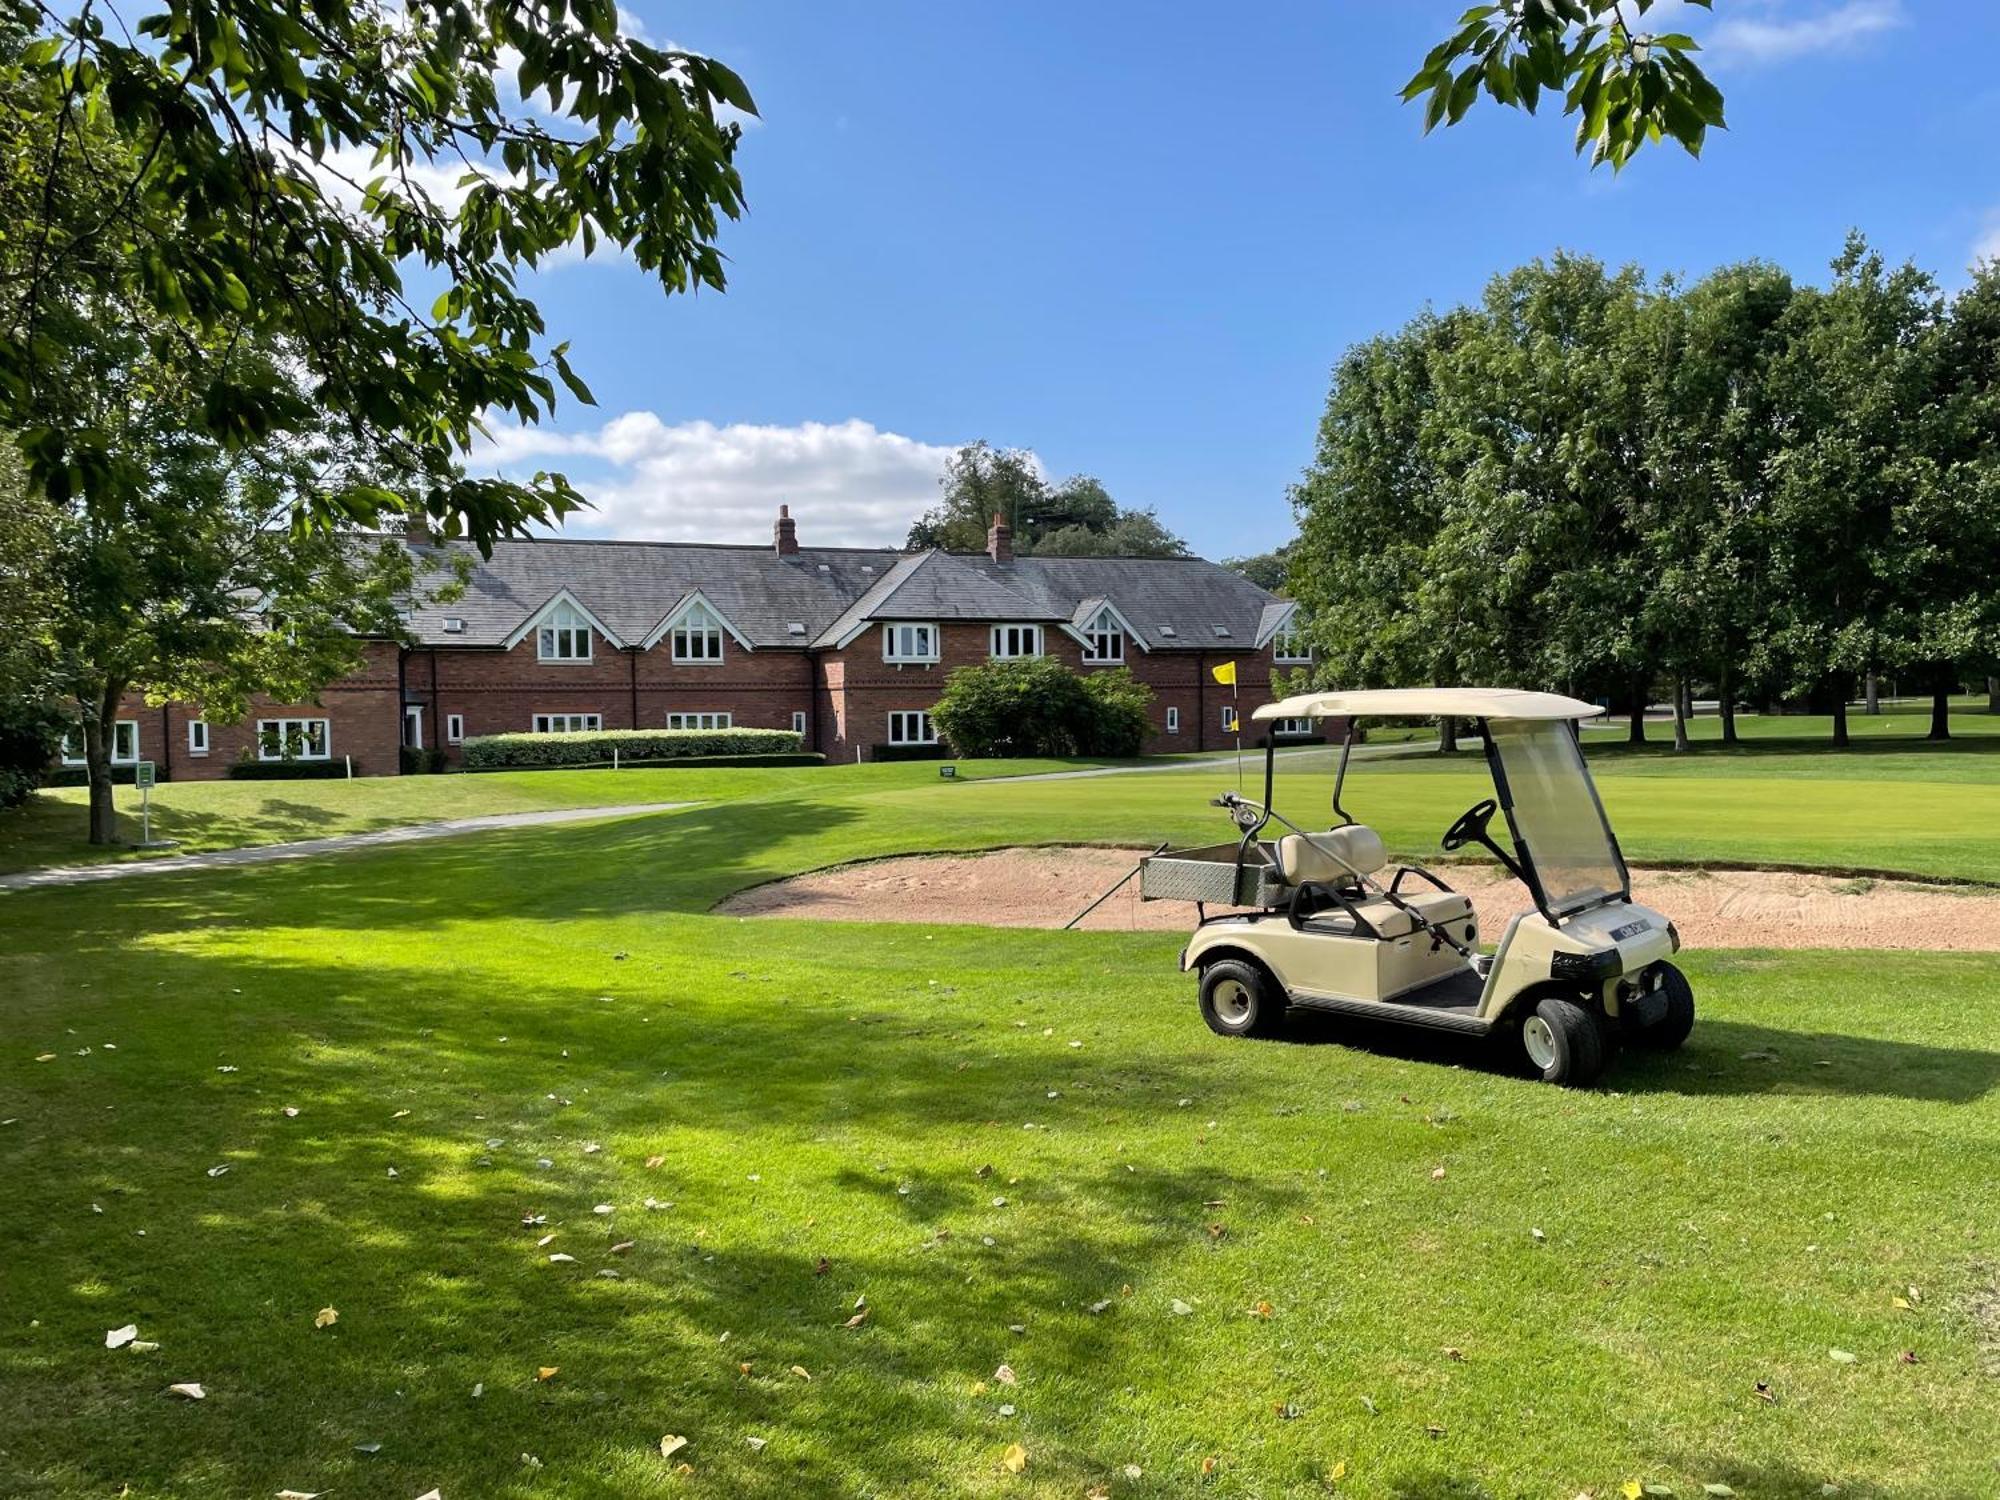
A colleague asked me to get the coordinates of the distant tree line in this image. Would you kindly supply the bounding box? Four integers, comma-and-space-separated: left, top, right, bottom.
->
1287, 236, 2000, 746
908, 442, 1190, 558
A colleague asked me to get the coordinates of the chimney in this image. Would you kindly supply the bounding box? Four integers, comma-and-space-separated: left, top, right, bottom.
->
404, 510, 433, 546
774, 503, 799, 556
987, 510, 1013, 564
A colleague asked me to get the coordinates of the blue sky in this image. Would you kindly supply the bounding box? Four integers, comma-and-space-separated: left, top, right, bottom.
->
474, 1, 1996, 558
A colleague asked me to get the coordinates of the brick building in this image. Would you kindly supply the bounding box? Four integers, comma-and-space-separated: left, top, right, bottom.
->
82, 507, 1310, 778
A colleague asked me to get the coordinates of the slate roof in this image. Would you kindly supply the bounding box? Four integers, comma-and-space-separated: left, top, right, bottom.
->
399, 536, 1290, 652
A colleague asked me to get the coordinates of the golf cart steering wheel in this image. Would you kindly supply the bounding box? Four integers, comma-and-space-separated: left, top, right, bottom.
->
1441, 798, 1499, 852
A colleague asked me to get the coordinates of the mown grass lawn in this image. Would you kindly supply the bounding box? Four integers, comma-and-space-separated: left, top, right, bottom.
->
3, 784, 1998, 1499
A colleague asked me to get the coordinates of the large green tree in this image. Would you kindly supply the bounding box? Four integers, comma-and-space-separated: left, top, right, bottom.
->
906, 442, 1189, 558
3, 0, 754, 548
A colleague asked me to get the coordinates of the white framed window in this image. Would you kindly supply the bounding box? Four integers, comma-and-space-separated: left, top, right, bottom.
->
403, 704, 424, 749
537, 602, 593, 662
257, 718, 330, 761
990, 624, 1043, 660
1272, 620, 1311, 664
1273, 717, 1317, 736
532, 713, 602, 734
671, 603, 726, 663
1221, 706, 1238, 734
446, 714, 464, 744
1081, 606, 1124, 663
883, 623, 939, 664
187, 720, 210, 756
888, 710, 937, 745
1165, 706, 1180, 734
666, 712, 732, 731
792, 710, 807, 736
62, 720, 140, 766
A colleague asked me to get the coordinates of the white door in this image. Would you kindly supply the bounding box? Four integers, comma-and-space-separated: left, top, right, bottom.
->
403, 705, 424, 749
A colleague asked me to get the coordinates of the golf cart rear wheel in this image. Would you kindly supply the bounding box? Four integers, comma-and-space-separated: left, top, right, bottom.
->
1630, 961, 1695, 1051
1198, 959, 1284, 1040
1520, 995, 1604, 1086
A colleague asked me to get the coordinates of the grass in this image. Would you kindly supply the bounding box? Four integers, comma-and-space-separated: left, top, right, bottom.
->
2, 778, 1999, 1498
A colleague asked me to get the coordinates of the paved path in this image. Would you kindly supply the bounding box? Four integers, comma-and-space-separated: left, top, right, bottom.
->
0, 802, 696, 892
979, 740, 1442, 784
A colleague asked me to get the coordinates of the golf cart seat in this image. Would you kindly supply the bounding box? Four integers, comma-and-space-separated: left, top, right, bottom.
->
1276, 827, 1474, 940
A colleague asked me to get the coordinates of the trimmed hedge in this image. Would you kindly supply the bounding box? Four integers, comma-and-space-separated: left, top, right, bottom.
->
227, 759, 351, 780
400, 746, 448, 775
461, 727, 803, 770
46, 764, 151, 787
465, 752, 824, 773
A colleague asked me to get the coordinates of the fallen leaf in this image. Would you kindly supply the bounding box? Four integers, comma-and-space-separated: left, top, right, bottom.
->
1250, 1301, 1274, 1319
814, 1256, 831, 1277
1170, 1299, 1193, 1316
1891, 1296, 1911, 1311
998, 1403, 1016, 1417
313, 1308, 338, 1330
1829, 1348, 1858, 1364
659, 1435, 688, 1460
537, 1234, 556, 1248
536, 1366, 559, 1381
282, 1107, 300, 1118
1001, 1442, 1027, 1474
1704, 1486, 1737, 1497
1201, 1456, 1219, 1475
644, 1154, 665, 1169
790, 1365, 811, 1380
275, 1491, 322, 1499
994, 1363, 1017, 1385
35, 1053, 56, 1062
1430, 1166, 1447, 1181
1443, 1346, 1465, 1362
842, 1309, 869, 1330
548, 1253, 576, 1264
353, 1442, 382, 1454
1329, 1460, 1347, 1482
106, 1324, 138, 1350
206, 1166, 230, 1178
416, 1491, 442, 1500
1898, 1349, 1921, 1364
391, 1109, 410, 1119
611, 1241, 634, 1255
1753, 1381, 1777, 1405
1087, 1299, 1113, 1315
130, 1341, 159, 1353
1124, 1465, 1143, 1479
1621, 1483, 1643, 1500
167, 1382, 205, 1400
746, 1436, 767, 1452
1426, 1424, 1444, 1438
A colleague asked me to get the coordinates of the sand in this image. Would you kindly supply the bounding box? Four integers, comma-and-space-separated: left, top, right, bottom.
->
716, 846, 2000, 951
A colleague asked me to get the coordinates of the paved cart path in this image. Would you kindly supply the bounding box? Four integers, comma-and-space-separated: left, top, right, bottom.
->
0, 802, 697, 892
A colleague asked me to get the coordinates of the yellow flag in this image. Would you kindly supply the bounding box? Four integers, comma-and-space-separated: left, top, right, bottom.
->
1211, 660, 1237, 686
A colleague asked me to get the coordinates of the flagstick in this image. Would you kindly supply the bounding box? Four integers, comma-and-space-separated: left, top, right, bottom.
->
1233, 674, 1242, 792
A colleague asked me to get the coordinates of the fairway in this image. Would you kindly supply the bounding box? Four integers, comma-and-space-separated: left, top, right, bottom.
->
4, 735, 1999, 1499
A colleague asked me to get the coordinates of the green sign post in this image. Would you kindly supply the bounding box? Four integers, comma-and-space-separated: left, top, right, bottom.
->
132, 761, 165, 848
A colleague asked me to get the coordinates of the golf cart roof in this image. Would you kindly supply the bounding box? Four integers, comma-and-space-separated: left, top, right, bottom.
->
1251, 688, 1602, 723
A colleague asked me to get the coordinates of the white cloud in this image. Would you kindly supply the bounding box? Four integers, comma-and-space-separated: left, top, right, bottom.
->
1973, 211, 2000, 271
468, 415, 969, 546
1701, 0, 1904, 66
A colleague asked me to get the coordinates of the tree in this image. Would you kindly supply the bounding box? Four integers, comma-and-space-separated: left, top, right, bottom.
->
905, 443, 1189, 558
929, 657, 1154, 758
3, 0, 756, 550
1222, 545, 1293, 594
1405, 0, 1726, 169
0, 443, 64, 807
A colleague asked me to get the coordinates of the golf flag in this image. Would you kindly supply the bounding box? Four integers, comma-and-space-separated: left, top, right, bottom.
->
1211, 661, 1237, 686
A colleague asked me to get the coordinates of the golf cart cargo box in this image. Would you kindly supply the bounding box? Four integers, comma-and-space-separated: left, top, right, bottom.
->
1138, 842, 1286, 907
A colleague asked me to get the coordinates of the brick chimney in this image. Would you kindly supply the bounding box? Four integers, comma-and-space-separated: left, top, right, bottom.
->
986, 510, 1013, 564
774, 503, 799, 556
404, 510, 433, 546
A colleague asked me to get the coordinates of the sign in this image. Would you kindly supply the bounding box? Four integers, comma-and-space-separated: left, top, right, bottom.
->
939, 764, 958, 779
134, 760, 156, 790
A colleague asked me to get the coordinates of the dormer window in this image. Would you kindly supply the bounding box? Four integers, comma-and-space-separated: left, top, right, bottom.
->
537, 602, 592, 662
1081, 606, 1124, 664
442, 616, 465, 634
1272, 619, 1311, 664
1210, 624, 1232, 640
883, 622, 939, 663
672, 602, 726, 663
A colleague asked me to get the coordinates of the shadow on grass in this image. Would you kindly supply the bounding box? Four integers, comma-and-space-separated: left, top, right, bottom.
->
1270, 1007, 2000, 1104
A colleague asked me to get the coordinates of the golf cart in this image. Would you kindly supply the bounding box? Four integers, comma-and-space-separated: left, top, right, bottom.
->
1138, 689, 1692, 1085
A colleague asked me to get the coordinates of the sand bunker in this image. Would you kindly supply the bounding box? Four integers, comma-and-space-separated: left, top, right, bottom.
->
717, 846, 2000, 951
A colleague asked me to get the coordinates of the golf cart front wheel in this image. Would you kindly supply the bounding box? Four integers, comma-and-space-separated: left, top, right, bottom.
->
1629, 961, 1695, 1051
1521, 995, 1605, 1086
1198, 959, 1285, 1040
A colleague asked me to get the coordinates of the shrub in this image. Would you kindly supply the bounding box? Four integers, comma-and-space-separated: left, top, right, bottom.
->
464, 752, 824, 773
460, 727, 802, 770
0, 702, 67, 806
930, 657, 1156, 758
400, 745, 448, 775
227, 759, 351, 780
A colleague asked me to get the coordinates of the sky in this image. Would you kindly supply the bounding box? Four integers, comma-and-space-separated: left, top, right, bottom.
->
468, 0, 1998, 560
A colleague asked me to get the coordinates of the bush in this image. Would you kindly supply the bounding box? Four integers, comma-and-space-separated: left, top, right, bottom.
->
226, 759, 351, 780
460, 727, 803, 770
46, 762, 152, 788
930, 657, 1156, 758
464, 752, 824, 773
400, 745, 448, 775
0, 701, 68, 805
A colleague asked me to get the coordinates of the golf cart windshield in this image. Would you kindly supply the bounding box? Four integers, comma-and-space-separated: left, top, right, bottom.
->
1485, 719, 1628, 918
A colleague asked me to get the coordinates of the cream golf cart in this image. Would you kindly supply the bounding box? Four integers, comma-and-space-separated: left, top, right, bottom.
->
1139, 689, 1692, 1085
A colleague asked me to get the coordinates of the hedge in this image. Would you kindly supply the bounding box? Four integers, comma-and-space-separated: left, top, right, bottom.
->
227, 759, 351, 780
460, 727, 803, 770
47, 764, 151, 787
465, 751, 823, 773
870, 742, 951, 762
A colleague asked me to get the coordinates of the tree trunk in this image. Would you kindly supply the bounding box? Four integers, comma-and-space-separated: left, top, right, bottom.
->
1830, 677, 1850, 749
1671, 676, 1691, 752
85, 682, 125, 846
1929, 666, 1953, 741
1864, 673, 1880, 714
1628, 675, 1647, 745
1989, 676, 1998, 714
1438, 716, 1459, 754
1718, 660, 1738, 744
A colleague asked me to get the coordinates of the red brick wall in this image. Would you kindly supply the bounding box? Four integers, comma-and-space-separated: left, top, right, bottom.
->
96, 639, 403, 782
